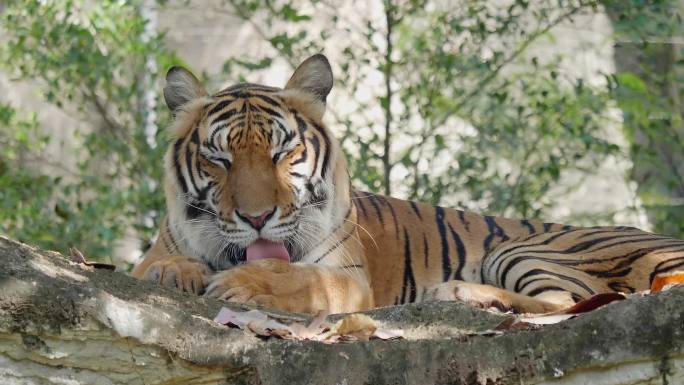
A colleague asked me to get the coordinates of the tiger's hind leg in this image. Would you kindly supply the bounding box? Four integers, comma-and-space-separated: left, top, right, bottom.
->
425, 280, 567, 314
476, 228, 644, 312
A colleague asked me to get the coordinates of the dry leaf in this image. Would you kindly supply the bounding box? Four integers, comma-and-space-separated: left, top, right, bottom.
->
247, 318, 292, 338
213, 308, 268, 329
509, 321, 539, 330
563, 292, 625, 314
518, 313, 576, 325
489, 316, 537, 332
270, 328, 295, 339
488, 314, 574, 333
308, 310, 330, 332
288, 322, 310, 337
493, 316, 517, 331
213, 307, 403, 342
336, 334, 359, 342
371, 327, 404, 340
332, 314, 378, 341
466, 329, 505, 337
491, 292, 628, 332
69, 248, 116, 270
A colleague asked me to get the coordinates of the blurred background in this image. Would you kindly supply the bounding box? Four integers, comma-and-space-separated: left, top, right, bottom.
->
1, 0, 683, 268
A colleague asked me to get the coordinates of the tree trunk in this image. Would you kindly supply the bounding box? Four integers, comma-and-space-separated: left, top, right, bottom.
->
606, 2, 684, 237
1, 235, 684, 384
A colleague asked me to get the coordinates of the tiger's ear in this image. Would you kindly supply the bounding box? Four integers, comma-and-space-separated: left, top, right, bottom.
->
285, 54, 333, 104
163, 66, 208, 113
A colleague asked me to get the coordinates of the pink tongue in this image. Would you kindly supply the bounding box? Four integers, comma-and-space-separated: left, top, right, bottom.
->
246, 239, 290, 263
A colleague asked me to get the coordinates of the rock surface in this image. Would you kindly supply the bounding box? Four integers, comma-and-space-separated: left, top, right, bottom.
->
1, 235, 683, 385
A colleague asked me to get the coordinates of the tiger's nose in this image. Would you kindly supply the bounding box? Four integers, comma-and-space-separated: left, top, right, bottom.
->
236, 208, 276, 230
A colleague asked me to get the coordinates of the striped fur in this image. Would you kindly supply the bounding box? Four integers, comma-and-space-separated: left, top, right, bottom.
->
352, 193, 684, 308
132, 55, 684, 314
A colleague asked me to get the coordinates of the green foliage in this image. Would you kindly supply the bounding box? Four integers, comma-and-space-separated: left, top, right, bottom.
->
218, 0, 622, 218
2, 0, 683, 262
0, 0, 175, 260
605, 0, 684, 238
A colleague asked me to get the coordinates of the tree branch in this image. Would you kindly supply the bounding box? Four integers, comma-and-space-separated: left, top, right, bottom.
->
3, 235, 684, 384
459, 5, 589, 104
382, 0, 395, 196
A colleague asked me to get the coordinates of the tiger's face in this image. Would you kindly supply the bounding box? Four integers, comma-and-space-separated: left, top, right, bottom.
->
161, 55, 349, 269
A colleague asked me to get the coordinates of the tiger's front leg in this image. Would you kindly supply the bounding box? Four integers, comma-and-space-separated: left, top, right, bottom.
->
204, 259, 373, 314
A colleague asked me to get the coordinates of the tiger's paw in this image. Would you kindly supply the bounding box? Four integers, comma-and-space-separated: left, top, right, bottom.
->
426, 281, 513, 312
142, 256, 210, 295
204, 259, 316, 313
425, 281, 563, 314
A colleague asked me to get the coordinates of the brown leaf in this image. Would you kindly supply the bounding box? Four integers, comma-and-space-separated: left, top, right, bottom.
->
213, 308, 268, 329
563, 292, 625, 314
490, 292, 627, 333
247, 319, 292, 339
213, 308, 403, 342
332, 314, 378, 341
493, 316, 517, 331
336, 334, 359, 342
518, 313, 576, 325
291, 310, 331, 340
491, 315, 543, 332
69, 248, 116, 270
270, 328, 295, 339
308, 310, 330, 332
371, 328, 404, 340
288, 322, 310, 337
491, 314, 573, 332
466, 329, 504, 337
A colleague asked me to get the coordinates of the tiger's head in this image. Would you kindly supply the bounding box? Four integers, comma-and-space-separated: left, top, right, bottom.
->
161, 55, 351, 270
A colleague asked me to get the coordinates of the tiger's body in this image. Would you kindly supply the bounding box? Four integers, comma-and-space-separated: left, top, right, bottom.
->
132, 54, 684, 314
353, 192, 683, 308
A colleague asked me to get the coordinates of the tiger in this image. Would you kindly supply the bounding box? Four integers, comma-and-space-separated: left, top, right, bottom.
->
132, 54, 684, 315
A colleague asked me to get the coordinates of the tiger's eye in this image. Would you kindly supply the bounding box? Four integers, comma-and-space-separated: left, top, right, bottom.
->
272, 152, 284, 164
215, 158, 232, 170
199, 152, 231, 171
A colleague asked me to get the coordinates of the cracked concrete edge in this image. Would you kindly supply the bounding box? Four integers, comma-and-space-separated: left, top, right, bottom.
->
1, 235, 684, 385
